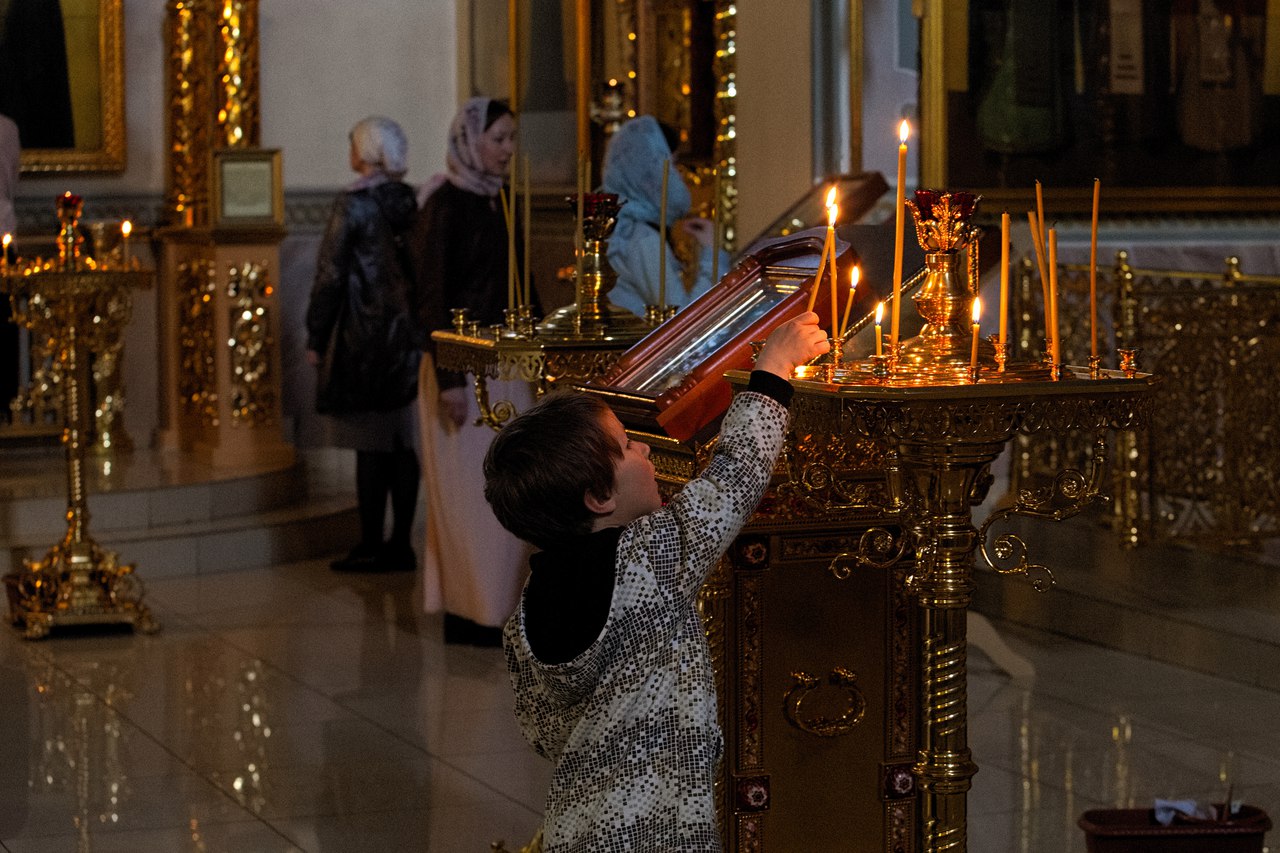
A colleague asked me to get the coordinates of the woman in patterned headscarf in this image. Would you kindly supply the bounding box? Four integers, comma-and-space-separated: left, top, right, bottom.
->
601, 115, 729, 317
410, 97, 537, 646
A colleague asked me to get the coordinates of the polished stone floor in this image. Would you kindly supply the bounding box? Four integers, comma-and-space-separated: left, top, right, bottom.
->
1, 554, 1276, 853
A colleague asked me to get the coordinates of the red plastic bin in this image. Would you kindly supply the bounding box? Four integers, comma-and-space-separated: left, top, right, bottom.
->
1079, 806, 1271, 853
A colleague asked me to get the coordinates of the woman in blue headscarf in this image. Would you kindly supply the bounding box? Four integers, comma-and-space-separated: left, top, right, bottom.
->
600, 116, 730, 317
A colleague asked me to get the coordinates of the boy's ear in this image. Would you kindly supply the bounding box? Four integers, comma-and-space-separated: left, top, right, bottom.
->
583, 488, 615, 516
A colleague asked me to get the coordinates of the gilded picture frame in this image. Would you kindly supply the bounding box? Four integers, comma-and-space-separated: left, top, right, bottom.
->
211, 148, 283, 227
10, 0, 126, 174
919, 0, 1280, 214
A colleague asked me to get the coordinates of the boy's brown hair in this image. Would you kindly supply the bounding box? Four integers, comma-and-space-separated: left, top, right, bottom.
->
483, 391, 623, 550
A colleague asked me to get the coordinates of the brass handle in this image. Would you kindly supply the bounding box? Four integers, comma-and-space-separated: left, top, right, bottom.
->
783, 667, 866, 738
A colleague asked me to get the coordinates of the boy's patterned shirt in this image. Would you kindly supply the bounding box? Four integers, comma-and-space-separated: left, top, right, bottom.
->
504, 389, 789, 852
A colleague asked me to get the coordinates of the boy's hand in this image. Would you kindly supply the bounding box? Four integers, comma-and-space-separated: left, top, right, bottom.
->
754, 311, 829, 379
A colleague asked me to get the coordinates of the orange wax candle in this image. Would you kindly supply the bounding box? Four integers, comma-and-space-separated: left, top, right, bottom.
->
121, 220, 132, 268
828, 201, 839, 336
1048, 228, 1060, 366
970, 297, 982, 374
1089, 177, 1100, 359
891, 121, 908, 349
840, 265, 860, 337
807, 186, 837, 312
523, 155, 531, 308
875, 302, 884, 356
999, 212, 1009, 347
1026, 210, 1051, 345
711, 166, 721, 286
501, 186, 514, 310
1, 233, 10, 274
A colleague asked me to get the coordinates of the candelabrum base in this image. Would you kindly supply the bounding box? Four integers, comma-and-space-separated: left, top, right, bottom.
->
4, 540, 159, 640
536, 301, 651, 344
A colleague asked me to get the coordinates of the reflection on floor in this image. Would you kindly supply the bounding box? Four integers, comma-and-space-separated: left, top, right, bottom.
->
0, 555, 1275, 853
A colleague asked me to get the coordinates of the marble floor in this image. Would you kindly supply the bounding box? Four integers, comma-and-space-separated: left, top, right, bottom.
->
0, 553, 1275, 853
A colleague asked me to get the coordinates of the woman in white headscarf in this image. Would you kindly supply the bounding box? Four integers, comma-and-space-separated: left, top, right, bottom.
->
410, 97, 536, 646
601, 115, 730, 317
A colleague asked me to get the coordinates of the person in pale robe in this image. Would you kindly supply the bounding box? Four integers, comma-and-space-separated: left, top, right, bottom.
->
409, 97, 537, 646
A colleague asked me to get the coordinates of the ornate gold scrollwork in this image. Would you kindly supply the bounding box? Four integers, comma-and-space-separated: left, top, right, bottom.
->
471, 373, 518, 432
782, 667, 867, 738
978, 431, 1111, 591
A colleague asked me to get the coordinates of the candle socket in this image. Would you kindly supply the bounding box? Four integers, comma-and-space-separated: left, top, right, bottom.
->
970, 365, 981, 384
465, 320, 481, 338
748, 340, 765, 363
869, 353, 891, 380
489, 324, 505, 342
516, 304, 537, 337
645, 304, 663, 326
990, 336, 1008, 373
824, 337, 843, 383
503, 307, 520, 333
1117, 348, 1139, 379
1088, 354, 1102, 379
451, 308, 471, 334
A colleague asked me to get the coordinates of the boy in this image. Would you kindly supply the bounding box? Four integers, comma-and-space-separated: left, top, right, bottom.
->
483, 313, 828, 851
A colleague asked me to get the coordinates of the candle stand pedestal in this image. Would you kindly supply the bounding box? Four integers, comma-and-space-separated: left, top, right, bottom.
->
766, 371, 1155, 852
1, 269, 160, 639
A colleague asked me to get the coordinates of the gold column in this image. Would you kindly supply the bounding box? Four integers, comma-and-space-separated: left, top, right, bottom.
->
157, 0, 289, 468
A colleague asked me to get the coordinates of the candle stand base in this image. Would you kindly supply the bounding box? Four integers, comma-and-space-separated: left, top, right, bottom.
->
4, 543, 159, 640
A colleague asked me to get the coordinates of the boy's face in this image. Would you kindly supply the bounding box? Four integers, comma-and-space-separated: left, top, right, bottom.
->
598, 409, 662, 525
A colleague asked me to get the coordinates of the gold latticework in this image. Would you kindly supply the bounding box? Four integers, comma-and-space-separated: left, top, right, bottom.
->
226, 262, 276, 425
1014, 250, 1280, 549
178, 258, 219, 425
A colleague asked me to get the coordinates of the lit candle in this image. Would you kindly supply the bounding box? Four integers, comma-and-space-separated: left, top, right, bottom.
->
120, 220, 132, 269
890, 120, 908, 350
874, 302, 884, 356
523, 154, 532, 308
807, 185, 838, 312
711, 166, 721, 286
828, 201, 840, 336
659, 158, 669, 308
1, 233, 10, 274
970, 296, 982, 375
840, 264, 860, 337
999, 212, 1009, 347
1089, 177, 1100, 359
1048, 228, 1060, 366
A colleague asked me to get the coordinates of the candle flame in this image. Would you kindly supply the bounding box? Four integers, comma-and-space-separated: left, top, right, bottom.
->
827, 202, 838, 228
972, 297, 982, 324
875, 301, 884, 325
121, 220, 132, 238
899, 120, 909, 144
850, 265, 860, 289
825, 185, 837, 208
2, 233, 10, 247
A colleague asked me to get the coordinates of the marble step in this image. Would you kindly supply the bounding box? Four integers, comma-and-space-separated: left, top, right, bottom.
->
0, 449, 359, 578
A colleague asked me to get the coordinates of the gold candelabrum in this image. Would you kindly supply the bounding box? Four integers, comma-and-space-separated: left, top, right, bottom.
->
1, 195, 158, 639
538, 192, 653, 340
773, 190, 1157, 853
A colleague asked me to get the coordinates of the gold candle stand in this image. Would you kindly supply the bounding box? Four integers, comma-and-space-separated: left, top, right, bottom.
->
1, 268, 159, 639
762, 189, 1157, 852
772, 376, 1155, 853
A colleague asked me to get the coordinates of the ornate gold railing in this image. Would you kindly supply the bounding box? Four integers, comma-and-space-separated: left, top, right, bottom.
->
1012, 251, 1280, 549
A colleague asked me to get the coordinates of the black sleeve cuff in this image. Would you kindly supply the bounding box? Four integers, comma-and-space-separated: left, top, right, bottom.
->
747, 370, 794, 407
